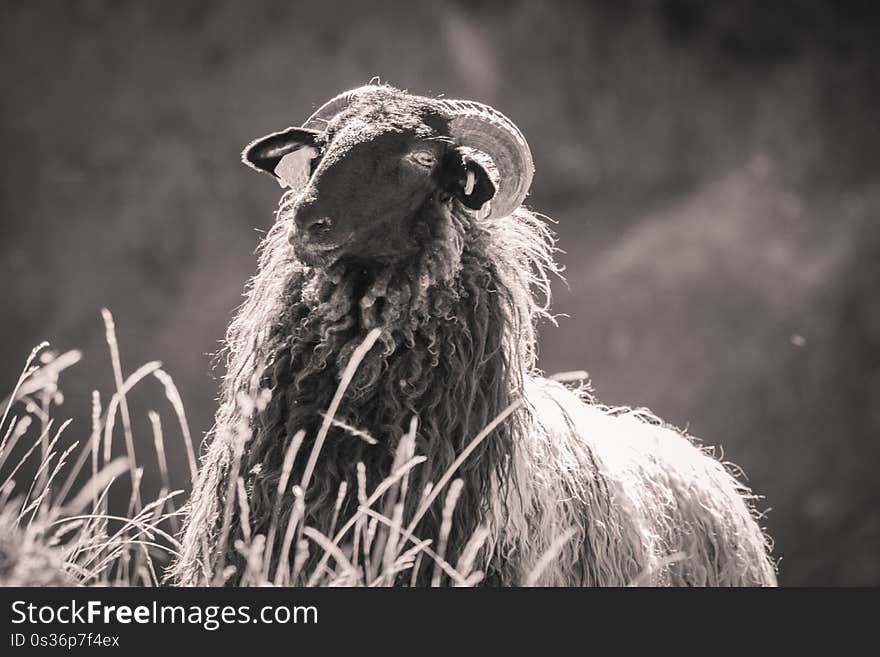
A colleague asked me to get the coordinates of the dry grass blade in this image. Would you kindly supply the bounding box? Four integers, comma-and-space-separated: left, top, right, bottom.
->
274, 487, 308, 586
235, 477, 252, 545
262, 429, 305, 582
147, 410, 180, 533
397, 416, 418, 507
0, 416, 32, 474
409, 552, 424, 587
148, 411, 170, 493
12, 350, 82, 401
36, 386, 53, 493
53, 457, 130, 517
522, 527, 578, 586
363, 516, 377, 579
101, 308, 141, 511
0, 481, 16, 513
1, 415, 21, 458
289, 536, 309, 585
431, 478, 464, 587
455, 524, 490, 582
140, 543, 159, 587
379, 503, 405, 584
212, 429, 247, 586
89, 391, 101, 512
320, 414, 378, 445
18, 451, 58, 521
0, 419, 69, 494
0, 342, 48, 434
102, 360, 161, 462
328, 480, 348, 538
22, 441, 80, 525
55, 431, 100, 508
238, 534, 266, 586
152, 369, 198, 485
350, 466, 366, 581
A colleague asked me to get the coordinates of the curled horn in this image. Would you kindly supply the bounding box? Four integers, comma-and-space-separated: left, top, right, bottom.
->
438, 99, 534, 220
302, 84, 385, 130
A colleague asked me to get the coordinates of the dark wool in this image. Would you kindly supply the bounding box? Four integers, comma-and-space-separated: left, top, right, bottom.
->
170, 192, 558, 585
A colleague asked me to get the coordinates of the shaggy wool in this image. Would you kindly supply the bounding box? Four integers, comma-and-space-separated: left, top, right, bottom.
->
169, 194, 777, 586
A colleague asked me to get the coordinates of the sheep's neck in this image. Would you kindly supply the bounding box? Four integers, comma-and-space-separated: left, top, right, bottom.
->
236, 250, 518, 583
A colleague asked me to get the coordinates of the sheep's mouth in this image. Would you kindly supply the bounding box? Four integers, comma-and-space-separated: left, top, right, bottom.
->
291, 229, 353, 266
301, 239, 342, 254
294, 241, 345, 266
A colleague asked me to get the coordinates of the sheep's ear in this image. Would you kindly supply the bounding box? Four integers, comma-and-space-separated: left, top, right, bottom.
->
450, 147, 498, 212
241, 127, 321, 177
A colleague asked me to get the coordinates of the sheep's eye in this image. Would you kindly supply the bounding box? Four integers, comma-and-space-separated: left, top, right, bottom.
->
409, 150, 436, 168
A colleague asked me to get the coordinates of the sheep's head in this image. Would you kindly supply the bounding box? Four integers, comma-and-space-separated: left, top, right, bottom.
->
241, 85, 533, 268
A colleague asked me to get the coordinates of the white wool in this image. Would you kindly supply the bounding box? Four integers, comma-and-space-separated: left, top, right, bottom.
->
485, 378, 777, 586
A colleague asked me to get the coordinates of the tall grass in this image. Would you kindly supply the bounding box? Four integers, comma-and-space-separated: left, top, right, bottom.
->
0, 311, 573, 587
0, 311, 187, 586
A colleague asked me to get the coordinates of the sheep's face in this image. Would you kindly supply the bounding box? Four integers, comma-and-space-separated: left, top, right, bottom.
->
288, 128, 483, 268
244, 93, 498, 268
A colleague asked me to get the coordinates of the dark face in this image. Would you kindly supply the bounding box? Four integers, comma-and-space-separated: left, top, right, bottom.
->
290, 129, 450, 266
244, 99, 497, 268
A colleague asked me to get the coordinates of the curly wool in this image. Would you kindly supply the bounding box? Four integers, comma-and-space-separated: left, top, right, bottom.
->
170, 194, 777, 587
489, 379, 777, 585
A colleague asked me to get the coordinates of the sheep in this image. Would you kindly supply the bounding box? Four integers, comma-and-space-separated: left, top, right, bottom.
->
170, 84, 777, 586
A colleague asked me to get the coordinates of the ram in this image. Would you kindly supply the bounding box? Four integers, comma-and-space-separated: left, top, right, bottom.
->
170, 84, 776, 586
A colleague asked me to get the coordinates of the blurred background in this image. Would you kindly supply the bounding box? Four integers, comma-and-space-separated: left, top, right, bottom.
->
1, 0, 878, 585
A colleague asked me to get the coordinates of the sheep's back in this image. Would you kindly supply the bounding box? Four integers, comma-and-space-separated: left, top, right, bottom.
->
501, 377, 777, 586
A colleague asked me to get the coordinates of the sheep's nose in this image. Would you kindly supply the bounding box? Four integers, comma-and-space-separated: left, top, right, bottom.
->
294, 212, 333, 235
